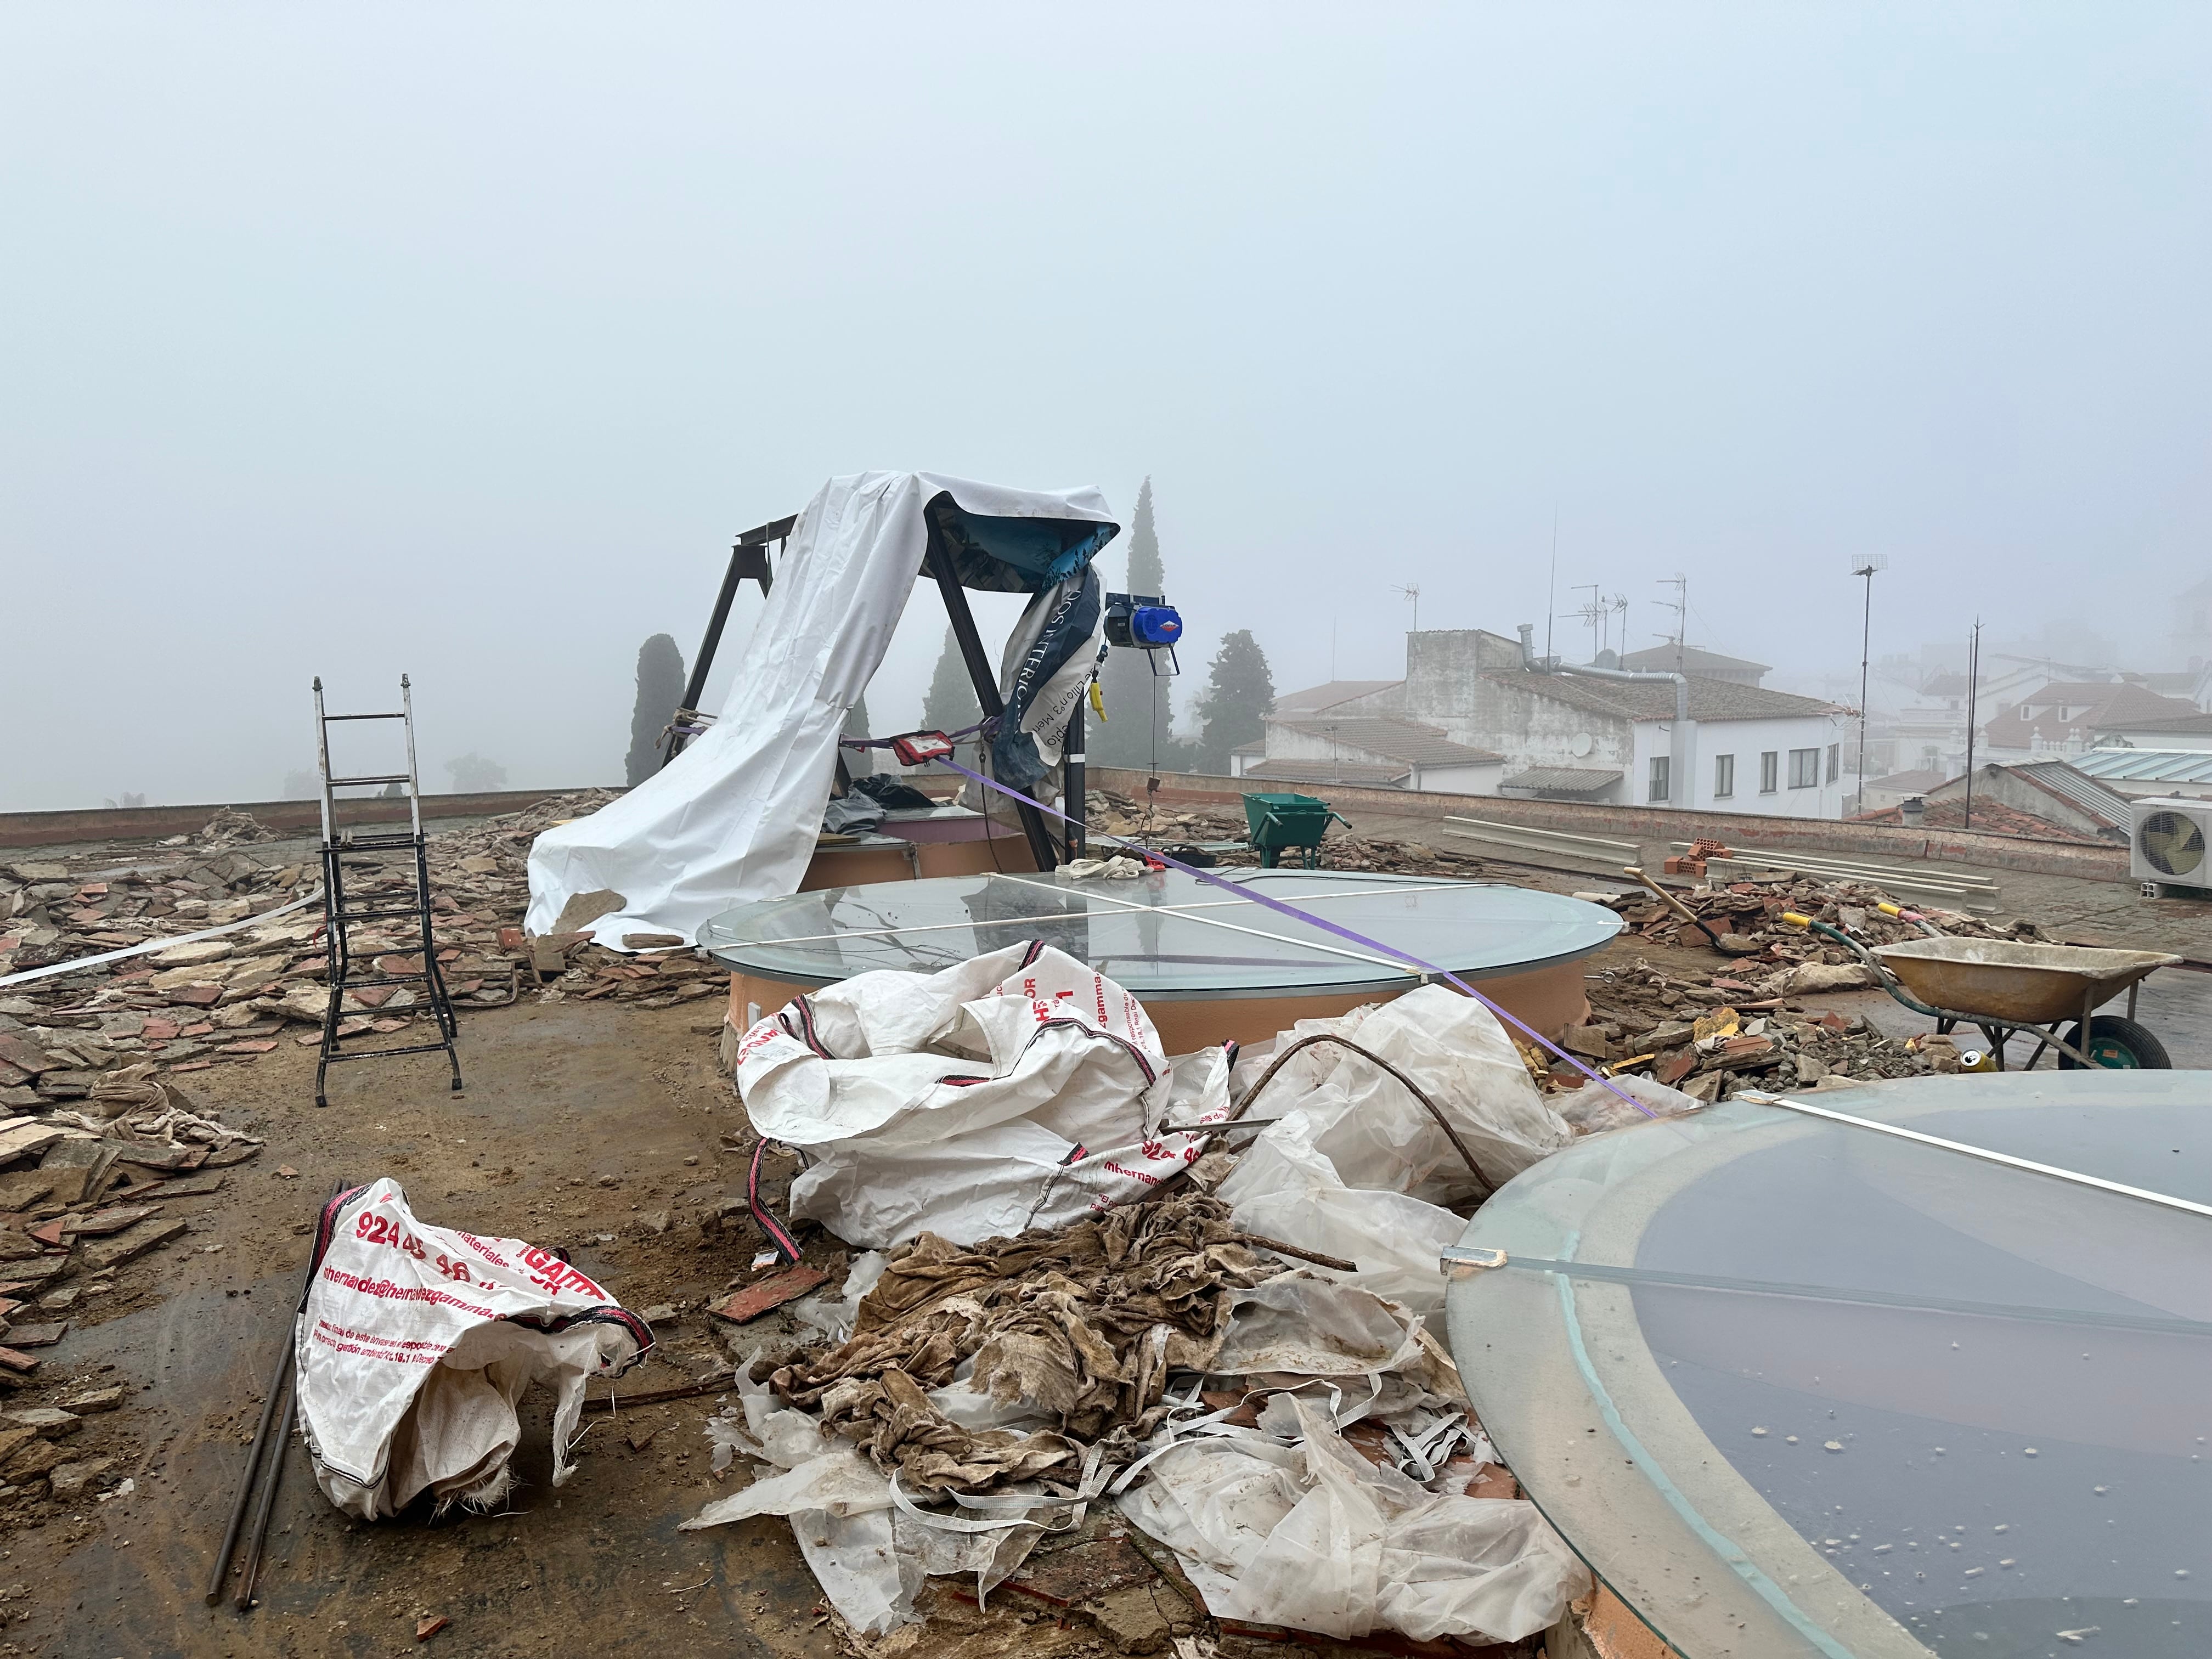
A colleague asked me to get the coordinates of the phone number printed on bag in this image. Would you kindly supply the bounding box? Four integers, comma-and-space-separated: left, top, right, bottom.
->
353, 1210, 484, 1286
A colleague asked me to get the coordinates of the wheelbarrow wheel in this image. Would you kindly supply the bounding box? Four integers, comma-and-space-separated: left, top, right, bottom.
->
2056, 1015, 2170, 1070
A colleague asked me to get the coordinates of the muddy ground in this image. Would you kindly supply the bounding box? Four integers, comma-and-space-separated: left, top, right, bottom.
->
2, 998, 870, 1659
4, 851, 2207, 1659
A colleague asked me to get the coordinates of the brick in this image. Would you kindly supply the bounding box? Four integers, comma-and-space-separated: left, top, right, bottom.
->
67, 1204, 162, 1237
706, 1265, 826, 1324
0, 1408, 78, 1437
1004, 1536, 1160, 1607
3, 1437, 65, 1477
82, 1216, 189, 1273
0, 1038, 57, 1076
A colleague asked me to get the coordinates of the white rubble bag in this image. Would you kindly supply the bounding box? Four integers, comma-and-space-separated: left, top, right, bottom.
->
737, 940, 1225, 1248
1216, 987, 1571, 1315
296, 1179, 651, 1520
526, 471, 1119, 948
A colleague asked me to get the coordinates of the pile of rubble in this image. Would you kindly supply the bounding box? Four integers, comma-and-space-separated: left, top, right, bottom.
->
1595, 871, 2017, 957
0, 1075, 257, 1517
1542, 872, 2034, 1102
1085, 788, 1489, 879
0, 793, 726, 1110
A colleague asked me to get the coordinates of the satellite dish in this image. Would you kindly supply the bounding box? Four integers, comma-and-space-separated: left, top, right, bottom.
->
1569, 732, 1594, 757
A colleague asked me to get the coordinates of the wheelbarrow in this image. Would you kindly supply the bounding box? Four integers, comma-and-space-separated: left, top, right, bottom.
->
1241, 792, 1351, 870
1785, 911, 2179, 1069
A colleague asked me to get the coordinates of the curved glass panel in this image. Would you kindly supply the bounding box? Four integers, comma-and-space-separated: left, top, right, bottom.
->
701, 871, 1621, 997
1447, 1071, 2212, 1658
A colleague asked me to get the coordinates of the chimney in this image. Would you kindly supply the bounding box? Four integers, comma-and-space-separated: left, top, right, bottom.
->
1516, 623, 1536, 668
1900, 796, 1925, 827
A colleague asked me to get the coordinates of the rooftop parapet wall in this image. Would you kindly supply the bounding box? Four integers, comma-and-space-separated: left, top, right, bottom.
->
0, 787, 582, 849
1089, 768, 2131, 883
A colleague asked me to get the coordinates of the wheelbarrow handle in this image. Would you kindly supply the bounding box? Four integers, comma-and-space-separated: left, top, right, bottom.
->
1779, 912, 1946, 1020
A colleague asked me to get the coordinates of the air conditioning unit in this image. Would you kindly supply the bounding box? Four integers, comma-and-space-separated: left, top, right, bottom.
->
2130, 797, 2212, 895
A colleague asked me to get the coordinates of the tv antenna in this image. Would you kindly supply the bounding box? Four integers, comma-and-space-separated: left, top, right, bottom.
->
1568, 583, 1606, 663
1655, 574, 1688, 672
1393, 583, 1421, 635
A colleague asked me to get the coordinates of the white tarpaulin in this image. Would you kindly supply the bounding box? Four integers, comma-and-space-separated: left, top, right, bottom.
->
526, 472, 1118, 947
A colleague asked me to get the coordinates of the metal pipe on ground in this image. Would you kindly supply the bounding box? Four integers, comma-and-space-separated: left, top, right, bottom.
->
208, 1181, 349, 1610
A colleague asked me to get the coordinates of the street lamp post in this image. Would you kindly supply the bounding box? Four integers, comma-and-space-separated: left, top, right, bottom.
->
1851, 557, 1888, 810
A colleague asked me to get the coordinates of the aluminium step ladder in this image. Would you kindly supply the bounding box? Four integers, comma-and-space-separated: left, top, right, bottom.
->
311, 674, 462, 1107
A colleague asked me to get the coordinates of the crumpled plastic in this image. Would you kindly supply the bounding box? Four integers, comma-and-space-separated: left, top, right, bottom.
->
682, 1350, 1068, 1633
1217, 988, 1571, 1314
737, 941, 1220, 1248
1550, 1070, 1705, 1135
1117, 1376, 1587, 1643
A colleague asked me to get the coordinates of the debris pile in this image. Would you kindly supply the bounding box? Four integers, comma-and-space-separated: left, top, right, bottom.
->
686, 1202, 1585, 1646
0, 1081, 257, 1519
1084, 788, 1489, 879
1593, 872, 2016, 960
702, 958, 1593, 1646
1547, 966, 1956, 1104
0, 792, 721, 1107
1553, 871, 2035, 1099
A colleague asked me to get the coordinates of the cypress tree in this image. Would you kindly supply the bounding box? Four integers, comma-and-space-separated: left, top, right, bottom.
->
1194, 630, 1276, 774
921, 627, 984, 769
1092, 478, 1177, 769
625, 634, 689, 785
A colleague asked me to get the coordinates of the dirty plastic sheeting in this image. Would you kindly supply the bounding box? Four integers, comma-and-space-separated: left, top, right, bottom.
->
1446, 1070, 2212, 1659
1216, 985, 1572, 1315
682, 1350, 1069, 1634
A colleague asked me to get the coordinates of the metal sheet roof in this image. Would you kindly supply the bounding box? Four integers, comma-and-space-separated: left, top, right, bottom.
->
1996, 759, 2131, 826
1498, 766, 1624, 794
2070, 747, 2212, 785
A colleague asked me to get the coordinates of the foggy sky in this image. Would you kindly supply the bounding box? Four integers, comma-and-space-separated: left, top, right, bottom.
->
4, 5, 2208, 811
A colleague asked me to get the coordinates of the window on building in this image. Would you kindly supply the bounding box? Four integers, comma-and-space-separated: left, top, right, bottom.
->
1649, 755, 1670, 803
1826, 743, 1841, 783
1760, 751, 1779, 793
1714, 754, 1735, 798
1789, 748, 1819, 789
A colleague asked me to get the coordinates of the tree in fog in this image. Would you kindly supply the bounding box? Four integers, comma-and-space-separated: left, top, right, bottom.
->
281, 769, 318, 800
446, 754, 508, 792
625, 634, 689, 785
843, 693, 874, 744
1194, 631, 1276, 774
921, 626, 983, 768
1091, 478, 1178, 769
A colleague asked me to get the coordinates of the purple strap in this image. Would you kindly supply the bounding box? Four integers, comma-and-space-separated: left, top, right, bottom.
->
928, 754, 1661, 1122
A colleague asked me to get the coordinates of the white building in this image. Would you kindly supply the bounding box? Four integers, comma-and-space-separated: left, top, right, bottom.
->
1256, 629, 1851, 817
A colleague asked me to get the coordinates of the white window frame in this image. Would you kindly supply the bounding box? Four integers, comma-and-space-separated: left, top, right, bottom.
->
1713, 754, 1734, 798
1649, 754, 1671, 803
1788, 748, 1819, 789
1826, 743, 1841, 783
1759, 751, 1779, 793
